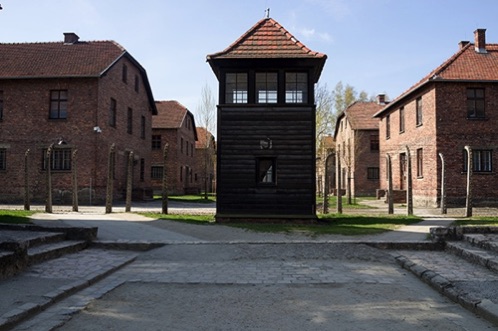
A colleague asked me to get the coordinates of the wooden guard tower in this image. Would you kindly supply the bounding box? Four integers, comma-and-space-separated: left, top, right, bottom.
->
207, 16, 327, 222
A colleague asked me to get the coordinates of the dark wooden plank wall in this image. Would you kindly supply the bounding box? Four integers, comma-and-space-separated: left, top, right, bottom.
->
217, 106, 316, 216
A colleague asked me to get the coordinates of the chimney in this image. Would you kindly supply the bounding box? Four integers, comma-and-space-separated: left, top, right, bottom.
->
63, 32, 79, 45
459, 41, 470, 49
474, 28, 487, 53
377, 94, 386, 105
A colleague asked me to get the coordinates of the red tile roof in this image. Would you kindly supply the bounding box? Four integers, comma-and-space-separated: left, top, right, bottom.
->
0, 36, 157, 114
347, 102, 383, 130
207, 18, 326, 60
153, 101, 188, 129
320, 134, 335, 149
375, 39, 498, 117
0, 40, 126, 78
195, 127, 215, 148
334, 101, 382, 138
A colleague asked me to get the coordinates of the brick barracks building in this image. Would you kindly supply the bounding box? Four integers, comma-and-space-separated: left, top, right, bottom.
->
0, 33, 157, 204
374, 29, 498, 207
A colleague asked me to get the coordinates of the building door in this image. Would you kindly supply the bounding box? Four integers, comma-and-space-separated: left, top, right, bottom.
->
400, 153, 407, 190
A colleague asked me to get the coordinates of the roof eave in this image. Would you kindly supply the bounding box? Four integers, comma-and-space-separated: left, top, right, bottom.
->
0, 75, 100, 80
333, 110, 346, 139
101, 52, 157, 115
373, 80, 433, 118
374, 77, 498, 118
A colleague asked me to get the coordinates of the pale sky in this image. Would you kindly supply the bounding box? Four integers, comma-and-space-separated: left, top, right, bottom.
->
2, 0, 498, 120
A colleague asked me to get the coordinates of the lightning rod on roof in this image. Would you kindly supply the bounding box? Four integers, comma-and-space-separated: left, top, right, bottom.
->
265, 8, 270, 18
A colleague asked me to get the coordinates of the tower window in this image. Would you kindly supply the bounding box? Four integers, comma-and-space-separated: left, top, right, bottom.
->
225, 73, 248, 103
256, 72, 278, 103
285, 72, 307, 103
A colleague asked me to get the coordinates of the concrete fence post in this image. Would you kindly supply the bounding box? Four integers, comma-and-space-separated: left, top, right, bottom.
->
162, 143, 169, 214
465, 146, 473, 217
438, 152, 447, 214
105, 143, 116, 214
24, 149, 30, 211
386, 154, 394, 214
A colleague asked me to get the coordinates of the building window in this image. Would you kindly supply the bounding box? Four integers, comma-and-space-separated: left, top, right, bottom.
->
152, 135, 161, 150
109, 98, 117, 127
285, 72, 308, 103
370, 135, 379, 151
467, 88, 485, 118
256, 72, 278, 103
367, 167, 379, 180
386, 114, 391, 139
151, 166, 163, 179
464, 149, 492, 172
122, 64, 128, 83
180, 166, 183, 182
43, 148, 71, 171
140, 158, 145, 181
225, 73, 248, 104
399, 107, 405, 133
417, 148, 423, 177
416, 97, 423, 126
141, 116, 146, 139
49, 90, 68, 119
134, 75, 140, 92
191, 142, 194, 157
0, 90, 3, 121
127, 108, 133, 134
0, 149, 6, 170
257, 157, 276, 184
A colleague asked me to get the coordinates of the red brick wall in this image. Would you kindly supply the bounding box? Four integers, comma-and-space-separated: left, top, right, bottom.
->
0, 57, 153, 203
335, 119, 379, 196
379, 85, 438, 207
379, 82, 498, 207
151, 117, 197, 195
435, 83, 498, 206
354, 129, 380, 196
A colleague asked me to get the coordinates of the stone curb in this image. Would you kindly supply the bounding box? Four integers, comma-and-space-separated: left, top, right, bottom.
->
91, 240, 166, 251
395, 254, 498, 327
0, 253, 137, 331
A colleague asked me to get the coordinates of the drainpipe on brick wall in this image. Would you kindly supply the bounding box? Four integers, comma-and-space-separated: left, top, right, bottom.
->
405, 146, 413, 216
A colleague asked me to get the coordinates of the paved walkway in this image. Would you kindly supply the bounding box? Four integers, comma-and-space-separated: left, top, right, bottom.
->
14, 243, 498, 331
1, 200, 498, 330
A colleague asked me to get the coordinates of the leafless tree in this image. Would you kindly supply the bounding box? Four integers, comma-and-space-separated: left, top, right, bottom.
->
196, 83, 216, 199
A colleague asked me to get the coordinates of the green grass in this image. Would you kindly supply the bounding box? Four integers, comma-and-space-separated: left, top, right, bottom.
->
316, 196, 376, 210
142, 211, 420, 236
140, 212, 215, 224
0, 210, 35, 224
154, 195, 216, 203
452, 217, 498, 227
227, 214, 421, 236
